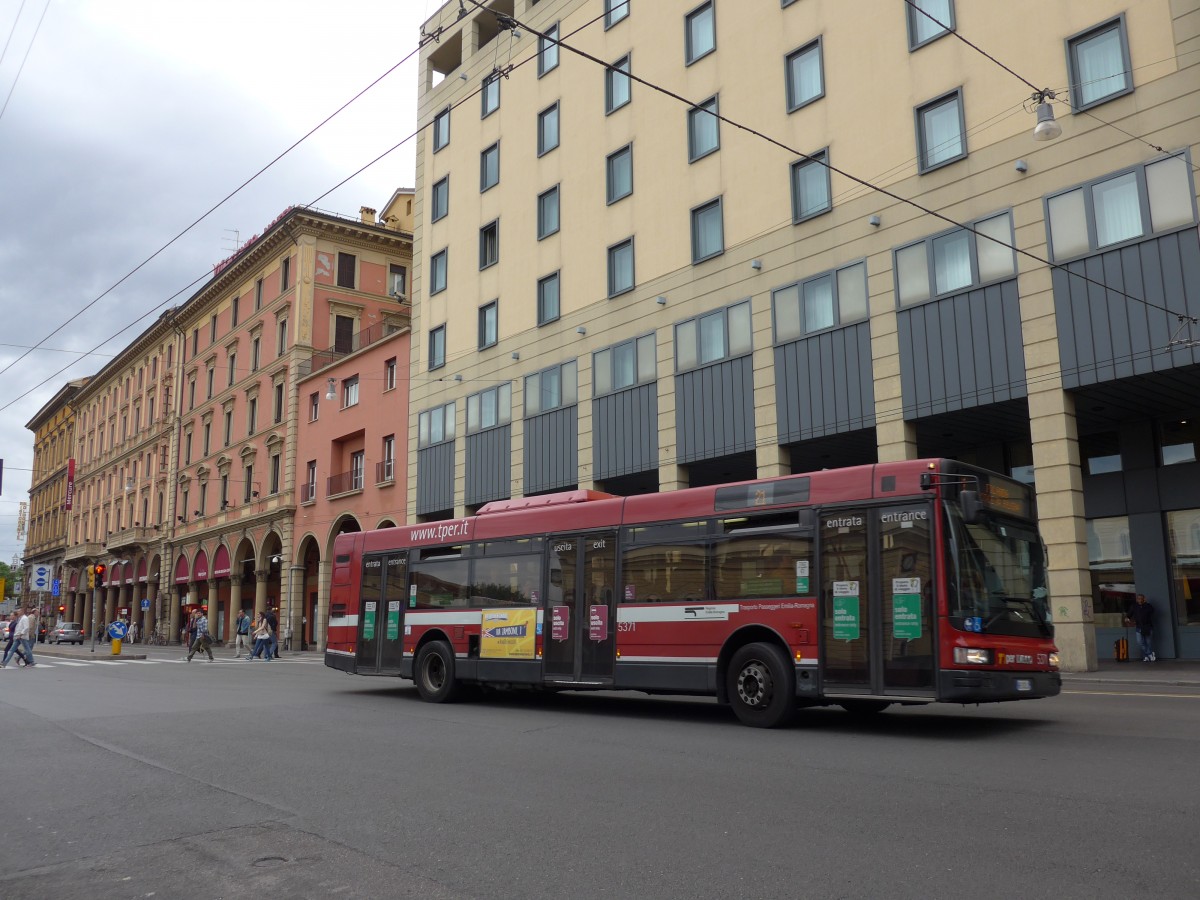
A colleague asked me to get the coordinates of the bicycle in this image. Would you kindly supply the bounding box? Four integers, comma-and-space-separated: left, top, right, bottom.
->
145, 629, 166, 646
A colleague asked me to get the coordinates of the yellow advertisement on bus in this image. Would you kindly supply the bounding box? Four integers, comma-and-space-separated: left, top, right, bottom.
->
480, 608, 536, 659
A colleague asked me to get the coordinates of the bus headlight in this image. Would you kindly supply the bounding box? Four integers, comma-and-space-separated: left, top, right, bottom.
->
954, 647, 992, 665
1048, 652, 1060, 668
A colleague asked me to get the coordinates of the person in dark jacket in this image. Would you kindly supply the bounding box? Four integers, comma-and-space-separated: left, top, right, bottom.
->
1125, 593, 1155, 662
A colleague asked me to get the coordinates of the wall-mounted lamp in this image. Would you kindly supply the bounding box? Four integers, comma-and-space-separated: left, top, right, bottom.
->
1031, 89, 1061, 141
325, 378, 336, 400
656, 296, 667, 305
1015, 159, 1028, 173
576, 326, 587, 335
750, 259, 762, 270
459, 71, 469, 81
454, 374, 463, 381
868, 215, 881, 227
271, 554, 282, 564
511, 351, 520, 360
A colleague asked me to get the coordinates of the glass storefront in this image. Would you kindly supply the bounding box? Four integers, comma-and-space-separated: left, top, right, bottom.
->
1166, 509, 1200, 628
1087, 516, 1136, 628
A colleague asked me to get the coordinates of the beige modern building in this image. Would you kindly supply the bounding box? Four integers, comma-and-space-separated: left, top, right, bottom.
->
410, 0, 1200, 669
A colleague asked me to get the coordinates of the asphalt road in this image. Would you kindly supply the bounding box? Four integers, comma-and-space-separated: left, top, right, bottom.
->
1, 649, 1197, 899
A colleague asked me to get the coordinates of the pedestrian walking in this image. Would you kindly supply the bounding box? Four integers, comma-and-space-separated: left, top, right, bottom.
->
127, 620, 138, 644
247, 613, 273, 660
1, 612, 21, 667
1125, 593, 1156, 662
265, 607, 279, 660
184, 611, 199, 656
186, 609, 215, 662
12, 607, 36, 667
233, 609, 252, 658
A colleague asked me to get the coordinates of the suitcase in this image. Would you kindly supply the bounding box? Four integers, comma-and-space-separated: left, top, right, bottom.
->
1114, 635, 1129, 662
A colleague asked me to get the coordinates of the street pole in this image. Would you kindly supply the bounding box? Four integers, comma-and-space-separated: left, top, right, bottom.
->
90, 581, 98, 653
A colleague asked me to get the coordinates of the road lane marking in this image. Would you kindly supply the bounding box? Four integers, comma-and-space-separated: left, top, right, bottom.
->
1064, 689, 1200, 699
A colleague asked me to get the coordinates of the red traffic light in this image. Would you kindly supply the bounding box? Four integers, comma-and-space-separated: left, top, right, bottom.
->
58, 605, 65, 613
94, 563, 107, 579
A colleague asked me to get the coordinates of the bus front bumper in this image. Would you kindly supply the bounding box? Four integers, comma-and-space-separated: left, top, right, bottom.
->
938, 668, 1061, 702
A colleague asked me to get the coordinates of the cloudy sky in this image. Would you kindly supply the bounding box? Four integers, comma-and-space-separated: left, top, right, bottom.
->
0, 0, 437, 566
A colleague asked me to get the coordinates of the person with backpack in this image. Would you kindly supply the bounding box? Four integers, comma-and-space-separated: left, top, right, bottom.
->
186, 609, 215, 662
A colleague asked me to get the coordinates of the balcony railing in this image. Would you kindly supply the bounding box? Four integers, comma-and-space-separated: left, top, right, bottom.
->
298, 316, 410, 377
327, 469, 365, 496
64, 541, 104, 563
300, 483, 317, 503
376, 459, 395, 483
106, 526, 156, 551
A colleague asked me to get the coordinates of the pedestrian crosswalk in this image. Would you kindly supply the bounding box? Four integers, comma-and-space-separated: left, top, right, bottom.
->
5, 655, 325, 670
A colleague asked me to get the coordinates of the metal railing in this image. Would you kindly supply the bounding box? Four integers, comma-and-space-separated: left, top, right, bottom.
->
297, 316, 410, 377
376, 459, 394, 483
327, 469, 365, 496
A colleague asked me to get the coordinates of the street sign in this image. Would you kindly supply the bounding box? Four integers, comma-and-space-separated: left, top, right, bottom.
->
141, 598, 150, 611
32, 565, 51, 592
108, 621, 128, 640
51, 579, 61, 597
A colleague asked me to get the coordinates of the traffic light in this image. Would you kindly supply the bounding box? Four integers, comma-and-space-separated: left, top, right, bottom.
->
58, 605, 65, 614
94, 563, 106, 585
87, 566, 95, 589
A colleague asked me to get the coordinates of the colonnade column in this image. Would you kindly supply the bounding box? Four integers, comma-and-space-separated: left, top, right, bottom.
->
254, 570, 268, 617
229, 574, 244, 635
207, 579, 218, 640
167, 586, 180, 643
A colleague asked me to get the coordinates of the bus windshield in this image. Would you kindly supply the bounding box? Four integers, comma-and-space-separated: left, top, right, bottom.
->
945, 503, 1052, 638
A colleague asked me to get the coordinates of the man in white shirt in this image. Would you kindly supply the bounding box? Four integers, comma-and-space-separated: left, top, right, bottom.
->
13, 607, 36, 667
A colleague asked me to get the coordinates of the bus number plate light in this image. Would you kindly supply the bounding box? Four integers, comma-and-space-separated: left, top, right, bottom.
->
1016, 679, 1032, 692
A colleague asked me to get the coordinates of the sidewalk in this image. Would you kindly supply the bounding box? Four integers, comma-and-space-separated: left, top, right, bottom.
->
30, 641, 324, 663
1062, 659, 1200, 687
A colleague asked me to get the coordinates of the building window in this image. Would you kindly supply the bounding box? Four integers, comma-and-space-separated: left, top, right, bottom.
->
433, 107, 450, 151
273, 382, 284, 424
1045, 154, 1195, 261
773, 261, 869, 342
1067, 17, 1132, 111
1160, 418, 1200, 466
481, 72, 500, 117
305, 460, 317, 501
227, 352, 237, 386
525, 360, 577, 416
206, 365, 215, 399
895, 211, 1015, 306
280, 257, 291, 293
606, 144, 633, 204
188, 379, 196, 410
1081, 432, 1122, 475
210, 314, 218, 342
467, 383, 512, 433
389, 264, 407, 299
231, 296, 240, 327
337, 252, 356, 289
538, 102, 560, 156
381, 435, 395, 481
539, 23, 559, 76
385, 357, 397, 391
192, 329, 199, 356
538, 271, 561, 325
309, 392, 319, 422
203, 422, 211, 455
350, 451, 365, 490
606, 55, 631, 114
916, 89, 966, 173
675, 300, 752, 372
479, 220, 500, 269
685, 1, 715, 65
251, 337, 260, 372
429, 325, 446, 371
594, 334, 656, 396
785, 39, 823, 111
687, 95, 719, 162
605, 0, 629, 29
268, 453, 280, 494
432, 176, 451, 224
277, 317, 288, 355
478, 301, 498, 350
184, 430, 193, 465
418, 402, 456, 448
691, 197, 724, 263
430, 248, 448, 295
480, 142, 500, 191
254, 278, 264, 310
343, 376, 360, 408
537, 185, 560, 240
906, 0, 954, 50
247, 396, 258, 434
608, 238, 635, 297
791, 149, 831, 222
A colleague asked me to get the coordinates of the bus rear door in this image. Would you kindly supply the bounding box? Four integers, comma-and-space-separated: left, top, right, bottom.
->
355, 552, 408, 675
819, 504, 936, 699
544, 532, 617, 685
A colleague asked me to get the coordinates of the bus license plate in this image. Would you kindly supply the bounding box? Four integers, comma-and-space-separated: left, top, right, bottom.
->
1016, 679, 1032, 692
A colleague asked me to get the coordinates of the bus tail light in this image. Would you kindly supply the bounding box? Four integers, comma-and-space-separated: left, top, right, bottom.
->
954, 647, 992, 665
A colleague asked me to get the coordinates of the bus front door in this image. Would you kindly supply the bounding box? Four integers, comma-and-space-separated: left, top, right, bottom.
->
544, 532, 617, 685
354, 552, 408, 675
820, 504, 935, 698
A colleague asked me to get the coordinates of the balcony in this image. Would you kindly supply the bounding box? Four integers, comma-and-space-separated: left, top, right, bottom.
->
300, 483, 317, 504
327, 469, 365, 497
376, 459, 395, 484
298, 317, 410, 377
64, 542, 104, 563
105, 526, 156, 552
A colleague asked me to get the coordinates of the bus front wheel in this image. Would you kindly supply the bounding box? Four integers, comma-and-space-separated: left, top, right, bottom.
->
727, 642, 796, 728
415, 641, 461, 703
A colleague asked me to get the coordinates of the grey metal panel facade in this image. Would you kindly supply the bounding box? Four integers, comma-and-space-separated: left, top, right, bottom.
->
416, 442, 455, 515
465, 425, 511, 507
592, 384, 659, 480
675, 355, 755, 464
896, 279, 1026, 420
524, 406, 578, 494
774, 321, 874, 444
1052, 229, 1200, 389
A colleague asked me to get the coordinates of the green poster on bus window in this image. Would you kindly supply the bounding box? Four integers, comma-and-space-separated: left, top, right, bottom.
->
832, 583, 860, 641
892, 578, 922, 640
386, 601, 400, 640
363, 601, 376, 641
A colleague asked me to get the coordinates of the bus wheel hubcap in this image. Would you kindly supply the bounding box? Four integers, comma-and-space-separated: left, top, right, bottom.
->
737, 662, 771, 708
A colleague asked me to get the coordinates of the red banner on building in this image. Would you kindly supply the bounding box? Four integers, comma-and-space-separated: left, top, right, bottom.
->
64, 458, 76, 510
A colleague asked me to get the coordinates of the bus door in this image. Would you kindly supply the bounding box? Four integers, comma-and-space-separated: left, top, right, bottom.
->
543, 532, 618, 684
355, 552, 408, 674
820, 504, 935, 697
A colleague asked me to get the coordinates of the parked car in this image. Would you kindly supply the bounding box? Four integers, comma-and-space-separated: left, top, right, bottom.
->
48, 622, 84, 645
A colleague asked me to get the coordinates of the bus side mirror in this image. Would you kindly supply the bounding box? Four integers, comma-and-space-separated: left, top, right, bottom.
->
960, 490, 982, 524
920, 473, 933, 489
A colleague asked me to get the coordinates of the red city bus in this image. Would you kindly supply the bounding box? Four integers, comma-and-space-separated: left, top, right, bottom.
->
325, 459, 1060, 727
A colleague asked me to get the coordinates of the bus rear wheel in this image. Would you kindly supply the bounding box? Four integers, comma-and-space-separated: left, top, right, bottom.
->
415, 641, 461, 703
727, 642, 796, 728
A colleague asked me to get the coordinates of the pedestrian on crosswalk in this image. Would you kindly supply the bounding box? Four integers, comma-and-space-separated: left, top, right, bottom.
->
233, 609, 252, 658
186, 609, 215, 662
1, 611, 21, 667
5, 608, 37, 668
